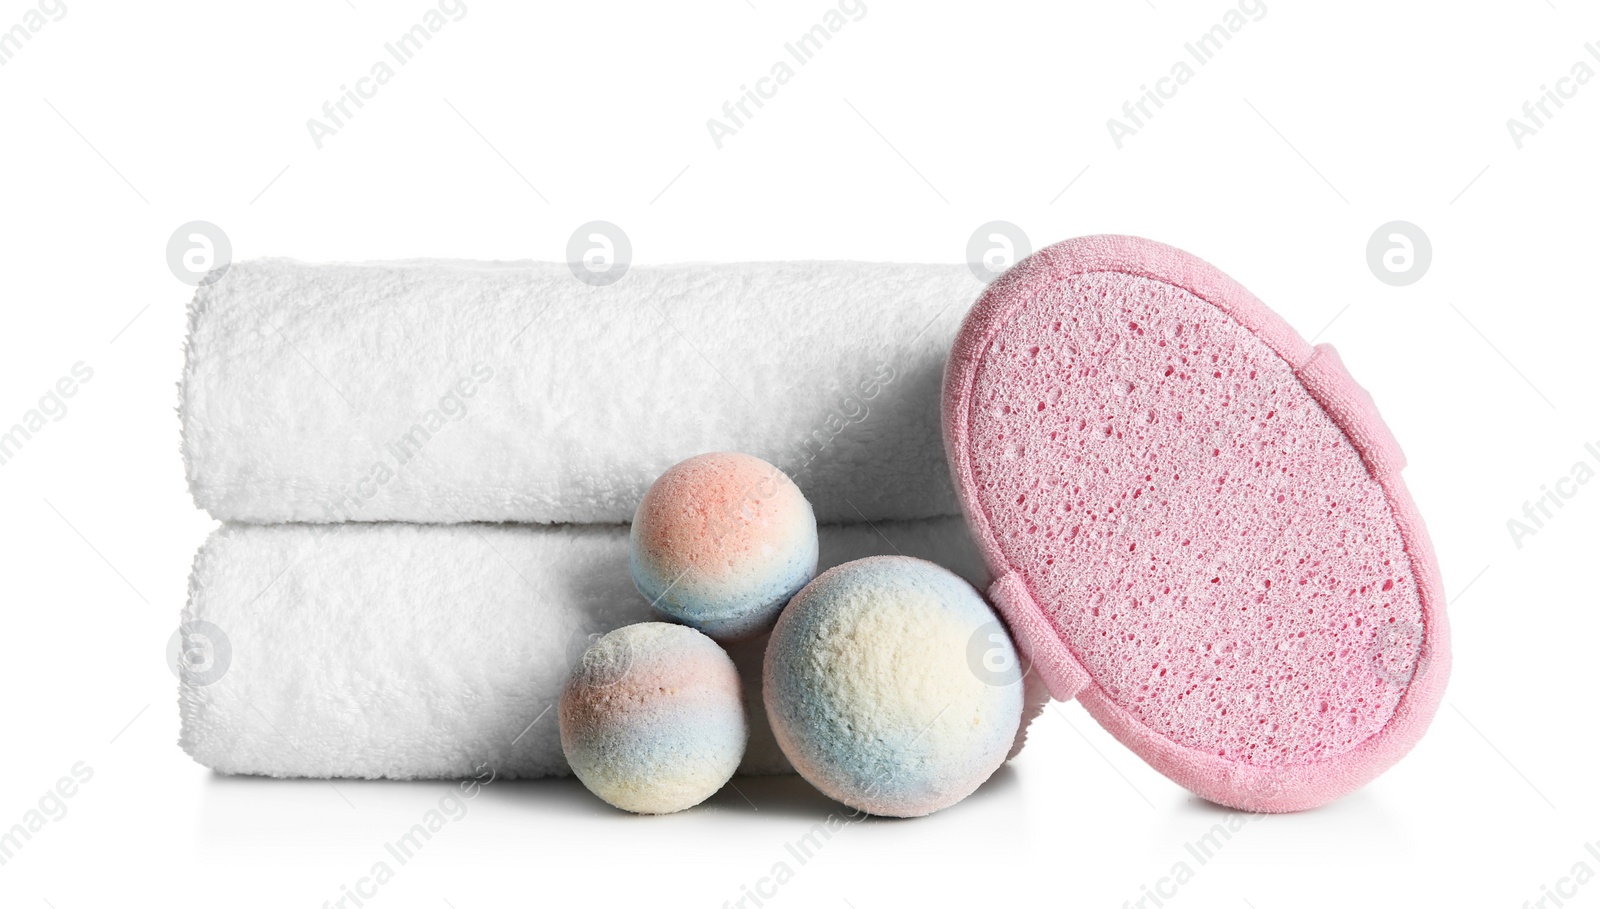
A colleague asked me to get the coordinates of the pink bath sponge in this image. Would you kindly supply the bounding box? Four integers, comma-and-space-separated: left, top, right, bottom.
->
942, 235, 1450, 812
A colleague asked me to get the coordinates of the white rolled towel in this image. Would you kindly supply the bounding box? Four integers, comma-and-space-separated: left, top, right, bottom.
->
181, 259, 978, 525
177, 517, 1050, 780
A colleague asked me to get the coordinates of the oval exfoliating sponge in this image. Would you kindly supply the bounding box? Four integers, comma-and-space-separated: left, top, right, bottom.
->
942, 235, 1449, 812
764, 556, 1024, 818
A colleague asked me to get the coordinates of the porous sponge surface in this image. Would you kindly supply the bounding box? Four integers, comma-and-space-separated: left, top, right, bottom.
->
764, 556, 1023, 817
967, 271, 1424, 767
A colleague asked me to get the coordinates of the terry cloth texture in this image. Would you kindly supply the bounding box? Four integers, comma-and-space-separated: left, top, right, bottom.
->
178, 517, 1048, 780
942, 235, 1449, 812
181, 259, 977, 525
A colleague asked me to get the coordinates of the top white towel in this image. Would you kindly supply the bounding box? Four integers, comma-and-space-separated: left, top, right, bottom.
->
182, 259, 979, 524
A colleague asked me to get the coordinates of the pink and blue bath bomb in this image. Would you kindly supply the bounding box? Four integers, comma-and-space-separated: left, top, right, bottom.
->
763, 556, 1024, 818
630, 452, 819, 642
559, 622, 747, 814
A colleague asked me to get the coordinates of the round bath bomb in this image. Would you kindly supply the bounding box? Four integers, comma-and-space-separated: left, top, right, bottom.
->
559, 622, 747, 814
630, 452, 818, 642
764, 556, 1024, 817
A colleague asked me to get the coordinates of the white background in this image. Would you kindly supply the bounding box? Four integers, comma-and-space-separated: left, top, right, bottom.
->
1, 1, 1597, 907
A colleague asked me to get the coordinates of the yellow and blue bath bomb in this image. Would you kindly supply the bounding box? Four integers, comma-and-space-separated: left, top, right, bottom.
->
559, 622, 747, 814
630, 452, 818, 642
763, 556, 1024, 818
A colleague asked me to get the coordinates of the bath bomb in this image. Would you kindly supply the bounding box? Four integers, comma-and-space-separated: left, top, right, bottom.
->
763, 556, 1024, 817
559, 622, 747, 814
630, 452, 819, 642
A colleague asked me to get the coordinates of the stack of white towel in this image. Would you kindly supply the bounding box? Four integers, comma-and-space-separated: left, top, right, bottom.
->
178, 258, 1020, 780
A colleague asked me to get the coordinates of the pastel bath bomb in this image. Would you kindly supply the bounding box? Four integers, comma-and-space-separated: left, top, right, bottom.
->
559, 623, 747, 814
630, 452, 818, 642
764, 556, 1024, 817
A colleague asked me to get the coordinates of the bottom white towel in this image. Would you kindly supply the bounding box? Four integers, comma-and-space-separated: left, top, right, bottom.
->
179, 517, 1043, 780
